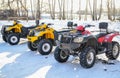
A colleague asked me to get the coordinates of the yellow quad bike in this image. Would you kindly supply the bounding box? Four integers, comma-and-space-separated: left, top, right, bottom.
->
1, 20, 37, 45
27, 23, 59, 55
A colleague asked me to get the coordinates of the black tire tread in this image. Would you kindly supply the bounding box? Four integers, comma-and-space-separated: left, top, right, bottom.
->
7, 33, 20, 45
106, 42, 119, 60
54, 47, 69, 63
28, 41, 37, 51
38, 39, 52, 55
80, 47, 96, 68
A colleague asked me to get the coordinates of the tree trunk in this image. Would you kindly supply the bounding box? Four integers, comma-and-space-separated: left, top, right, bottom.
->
107, 0, 116, 21
36, 0, 41, 19
48, 0, 56, 19
8, 0, 12, 10
78, 0, 81, 20
70, 0, 73, 20
62, 0, 65, 20
97, 0, 103, 20
16, 0, 20, 17
84, 0, 89, 20
30, 0, 35, 19
92, 0, 97, 20
58, 0, 62, 20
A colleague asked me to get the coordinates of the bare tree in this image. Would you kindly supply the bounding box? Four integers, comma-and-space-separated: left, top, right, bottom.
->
62, 0, 66, 20
84, 0, 89, 20
97, 0, 103, 20
19, 0, 28, 18
92, 0, 97, 20
48, 0, 56, 19
107, 0, 116, 21
16, 0, 20, 17
78, 0, 81, 20
8, 0, 12, 10
58, 0, 62, 20
70, 0, 73, 20
35, 0, 43, 19
30, 0, 35, 19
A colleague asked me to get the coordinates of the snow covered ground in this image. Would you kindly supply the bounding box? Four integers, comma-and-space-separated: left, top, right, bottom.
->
0, 20, 120, 78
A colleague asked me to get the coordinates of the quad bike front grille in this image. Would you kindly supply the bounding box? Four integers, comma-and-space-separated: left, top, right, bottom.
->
61, 37, 72, 43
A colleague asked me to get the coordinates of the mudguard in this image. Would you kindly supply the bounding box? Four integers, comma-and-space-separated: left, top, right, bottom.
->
100, 32, 120, 43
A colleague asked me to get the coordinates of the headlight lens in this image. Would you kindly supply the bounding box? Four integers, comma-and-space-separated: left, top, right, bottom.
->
29, 30, 34, 36
35, 31, 40, 36
73, 37, 83, 43
58, 34, 62, 40
5, 27, 9, 31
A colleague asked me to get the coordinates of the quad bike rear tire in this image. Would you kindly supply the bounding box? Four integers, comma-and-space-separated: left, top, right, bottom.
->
38, 39, 52, 55
7, 33, 20, 45
106, 42, 119, 60
80, 47, 96, 68
2, 36, 7, 42
54, 47, 69, 63
28, 41, 37, 51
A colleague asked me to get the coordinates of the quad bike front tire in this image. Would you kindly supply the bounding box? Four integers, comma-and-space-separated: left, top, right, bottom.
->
80, 47, 96, 68
7, 33, 20, 45
2, 36, 7, 42
38, 39, 53, 55
54, 47, 69, 63
106, 42, 119, 60
28, 41, 37, 51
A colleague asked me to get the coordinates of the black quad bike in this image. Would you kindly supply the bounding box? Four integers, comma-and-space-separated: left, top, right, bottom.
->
1, 20, 37, 45
54, 22, 120, 68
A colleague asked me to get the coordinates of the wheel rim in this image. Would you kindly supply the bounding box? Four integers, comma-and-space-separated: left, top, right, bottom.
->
113, 45, 119, 57
42, 43, 51, 52
32, 43, 37, 48
10, 36, 18, 43
60, 51, 67, 59
86, 51, 94, 65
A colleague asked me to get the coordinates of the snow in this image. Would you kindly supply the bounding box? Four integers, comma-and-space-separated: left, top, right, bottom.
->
0, 20, 120, 78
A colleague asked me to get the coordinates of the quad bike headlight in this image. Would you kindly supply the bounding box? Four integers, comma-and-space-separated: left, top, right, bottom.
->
35, 32, 40, 36
73, 37, 83, 43
58, 34, 62, 41
29, 31, 35, 36
5, 27, 10, 31
34, 30, 40, 36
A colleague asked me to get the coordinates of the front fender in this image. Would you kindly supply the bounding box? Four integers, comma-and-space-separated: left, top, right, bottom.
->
82, 35, 98, 50
82, 35, 97, 43
39, 31, 54, 39
27, 36, 38, 43
7, 26, 21, 33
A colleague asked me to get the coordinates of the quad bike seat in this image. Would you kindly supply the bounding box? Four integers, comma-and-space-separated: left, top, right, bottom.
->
95, 22, 108, 39
95, 33, 107, 39
26, 26, 37, 30
21, 26, 29, 35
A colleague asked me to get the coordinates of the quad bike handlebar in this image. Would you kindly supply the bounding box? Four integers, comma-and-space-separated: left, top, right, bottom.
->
85, 24, 95, 28
47, 23, 54, 26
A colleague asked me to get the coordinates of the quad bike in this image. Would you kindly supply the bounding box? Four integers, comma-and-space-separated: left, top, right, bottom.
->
1, 20, 37, 45
27, 22, 73, 55
54, 22, 120, 68
27, 23, 59, 55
